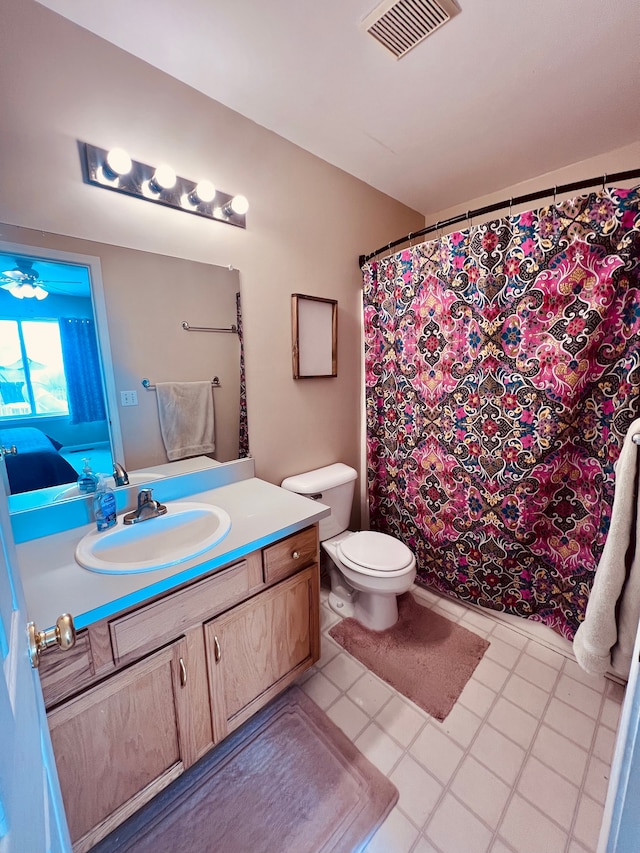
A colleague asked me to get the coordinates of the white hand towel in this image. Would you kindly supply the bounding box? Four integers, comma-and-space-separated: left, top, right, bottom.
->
573, 417, 640, 678
155, 381, 215, 462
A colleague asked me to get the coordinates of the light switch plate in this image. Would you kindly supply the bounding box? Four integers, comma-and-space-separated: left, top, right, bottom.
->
120, 390, 138, 407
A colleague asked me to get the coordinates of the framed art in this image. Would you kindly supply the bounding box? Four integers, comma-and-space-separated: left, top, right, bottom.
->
291, 294, 337, 379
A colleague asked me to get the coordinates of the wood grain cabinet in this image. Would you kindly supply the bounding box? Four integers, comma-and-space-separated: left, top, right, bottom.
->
38, 524, 320, 852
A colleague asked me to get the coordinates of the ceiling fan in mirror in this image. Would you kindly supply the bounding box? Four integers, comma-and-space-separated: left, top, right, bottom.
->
0, 258, 78, 301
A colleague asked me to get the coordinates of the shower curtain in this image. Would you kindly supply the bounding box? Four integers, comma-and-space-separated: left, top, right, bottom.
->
362, 187, 640, 639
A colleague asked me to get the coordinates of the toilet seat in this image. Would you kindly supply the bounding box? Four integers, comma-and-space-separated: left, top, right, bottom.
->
336, 531, 415, 578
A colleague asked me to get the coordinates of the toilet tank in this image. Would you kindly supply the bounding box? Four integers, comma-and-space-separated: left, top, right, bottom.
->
281, 463, 357, 541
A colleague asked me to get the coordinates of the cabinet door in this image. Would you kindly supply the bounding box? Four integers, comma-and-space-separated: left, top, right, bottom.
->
47, 638, 191, 853
206, 565, 319, 739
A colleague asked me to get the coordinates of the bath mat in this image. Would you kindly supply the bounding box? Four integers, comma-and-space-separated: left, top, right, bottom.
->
329, 593, 489, 721
92, 686, 398, 853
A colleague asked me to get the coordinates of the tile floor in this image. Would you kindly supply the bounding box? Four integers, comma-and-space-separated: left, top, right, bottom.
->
297, 583, 625, 853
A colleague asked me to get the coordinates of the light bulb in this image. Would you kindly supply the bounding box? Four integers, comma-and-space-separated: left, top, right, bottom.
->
194, 180, 216, 203
230, 194, 249, 215
150, 164, 176, 192
105, 147, 132, 176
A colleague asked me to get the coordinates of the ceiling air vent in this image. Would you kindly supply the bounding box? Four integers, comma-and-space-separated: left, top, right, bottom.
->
363, 0, 459, 59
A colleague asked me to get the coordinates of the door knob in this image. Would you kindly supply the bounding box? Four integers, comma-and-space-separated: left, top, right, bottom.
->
28, 613, 76, 669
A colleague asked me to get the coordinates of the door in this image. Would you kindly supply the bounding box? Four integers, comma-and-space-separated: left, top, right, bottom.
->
206, 566, 316, 739
48, 638, 190, 851
0, 462, 71, 853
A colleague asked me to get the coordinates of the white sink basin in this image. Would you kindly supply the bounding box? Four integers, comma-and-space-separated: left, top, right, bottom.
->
75, 501, 232, 574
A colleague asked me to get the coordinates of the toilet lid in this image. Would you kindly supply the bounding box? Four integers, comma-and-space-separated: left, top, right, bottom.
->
337, 531, 414, 573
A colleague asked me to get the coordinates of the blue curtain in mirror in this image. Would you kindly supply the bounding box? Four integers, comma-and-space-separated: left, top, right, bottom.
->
59, 318, 106, 424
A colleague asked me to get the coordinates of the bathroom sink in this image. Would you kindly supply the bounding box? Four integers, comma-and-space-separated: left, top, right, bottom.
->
54, 472, 162, 502
75, 501, 232, 574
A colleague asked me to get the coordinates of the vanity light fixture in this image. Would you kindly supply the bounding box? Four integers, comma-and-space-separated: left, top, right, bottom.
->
81, 142, 248, 228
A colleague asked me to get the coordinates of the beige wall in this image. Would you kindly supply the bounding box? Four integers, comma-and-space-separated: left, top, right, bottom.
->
0, 0, 423, 496
426, 141, 640, 229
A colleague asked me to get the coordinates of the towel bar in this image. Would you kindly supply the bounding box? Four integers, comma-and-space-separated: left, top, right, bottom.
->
182, 321, 237, 333
142, 377, 221, 389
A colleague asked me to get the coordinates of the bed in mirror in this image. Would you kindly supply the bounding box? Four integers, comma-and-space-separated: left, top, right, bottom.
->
0, 223, 248, 512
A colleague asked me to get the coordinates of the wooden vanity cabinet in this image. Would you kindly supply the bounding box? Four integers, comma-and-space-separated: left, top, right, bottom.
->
38, 524, 320, 852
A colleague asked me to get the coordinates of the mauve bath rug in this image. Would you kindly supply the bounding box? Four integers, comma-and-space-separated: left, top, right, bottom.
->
329, 593, 489, 721
93, 686, 398, 853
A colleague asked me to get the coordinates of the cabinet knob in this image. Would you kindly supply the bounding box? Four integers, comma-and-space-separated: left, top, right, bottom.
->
28, 613, 76, 669
292, 550, 300, 560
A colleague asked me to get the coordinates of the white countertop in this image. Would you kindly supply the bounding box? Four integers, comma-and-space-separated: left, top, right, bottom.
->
17, 477, 329, 631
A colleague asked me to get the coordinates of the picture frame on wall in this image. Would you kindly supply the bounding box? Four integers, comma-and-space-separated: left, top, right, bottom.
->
291, 294, 338, 379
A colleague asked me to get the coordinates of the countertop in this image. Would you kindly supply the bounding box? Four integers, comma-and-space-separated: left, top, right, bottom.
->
17, 477, 329, 631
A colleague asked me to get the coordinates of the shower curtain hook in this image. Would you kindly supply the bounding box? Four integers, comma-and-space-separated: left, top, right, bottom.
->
553, 186, 557, 206
602, 173, 608, 192
408, 232, 413, 248
509, 198, 513, 218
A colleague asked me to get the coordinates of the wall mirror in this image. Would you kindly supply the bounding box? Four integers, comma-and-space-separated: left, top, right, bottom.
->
291, 293, 337, 379
0, 224, 247, 512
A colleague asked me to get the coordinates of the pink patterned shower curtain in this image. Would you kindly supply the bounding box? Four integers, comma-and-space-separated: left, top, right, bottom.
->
362, 188, 640, 639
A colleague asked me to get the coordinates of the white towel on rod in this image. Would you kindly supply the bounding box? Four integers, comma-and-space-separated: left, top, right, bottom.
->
573, 416, 640, 679
155, 381, 215, 461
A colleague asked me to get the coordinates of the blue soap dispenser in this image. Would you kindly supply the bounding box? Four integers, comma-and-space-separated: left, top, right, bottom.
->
93, 475, 117, 531
77, 458, 99, 494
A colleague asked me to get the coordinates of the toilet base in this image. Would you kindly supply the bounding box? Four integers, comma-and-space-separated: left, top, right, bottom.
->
353, 592, 399, 632
326, 564, 401, 631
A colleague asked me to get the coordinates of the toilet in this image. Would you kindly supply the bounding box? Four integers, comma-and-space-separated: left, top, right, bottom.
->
281, 463, 416, 631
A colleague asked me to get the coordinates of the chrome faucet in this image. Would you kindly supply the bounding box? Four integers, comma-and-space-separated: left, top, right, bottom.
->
123, 488, 167, 525
112, 461, 129, 487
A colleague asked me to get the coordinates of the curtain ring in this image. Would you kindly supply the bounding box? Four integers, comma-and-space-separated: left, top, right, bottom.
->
509, 198, 513, 218
407, 232, 413, 248
436, 221, 441, 240
553, 186, 557, 206
602, 173, 608, 192
467, 210, 473, 228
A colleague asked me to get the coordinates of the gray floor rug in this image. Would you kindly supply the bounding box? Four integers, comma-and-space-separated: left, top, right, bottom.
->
93, 686, 398, 853
329, 592, 489, 721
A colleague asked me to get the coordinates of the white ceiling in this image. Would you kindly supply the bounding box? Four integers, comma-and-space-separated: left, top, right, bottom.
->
36, 0, 640, 216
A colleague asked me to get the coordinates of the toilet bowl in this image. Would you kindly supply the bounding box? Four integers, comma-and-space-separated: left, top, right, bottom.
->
281, 463, 416, 631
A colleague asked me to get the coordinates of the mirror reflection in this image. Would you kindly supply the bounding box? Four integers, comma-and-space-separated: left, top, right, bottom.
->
0, 225, 248, 511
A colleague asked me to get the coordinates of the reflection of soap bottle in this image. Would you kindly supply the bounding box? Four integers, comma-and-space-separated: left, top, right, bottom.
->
94, 476, 117, 531
77, 458, 99, 494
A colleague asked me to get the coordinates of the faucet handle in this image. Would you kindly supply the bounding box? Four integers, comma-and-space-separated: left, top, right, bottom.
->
138, 488, 154, 507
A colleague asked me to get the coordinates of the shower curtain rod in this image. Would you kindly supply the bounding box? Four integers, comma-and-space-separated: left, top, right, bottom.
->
358, 167, 640, 268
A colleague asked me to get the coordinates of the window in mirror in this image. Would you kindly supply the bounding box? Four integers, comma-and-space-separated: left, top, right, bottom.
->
0, 319, 69, 417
